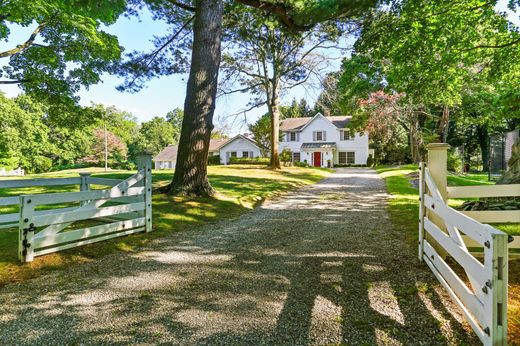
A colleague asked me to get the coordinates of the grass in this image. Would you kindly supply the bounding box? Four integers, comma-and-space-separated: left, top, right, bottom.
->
0, 164, 331, 287
376, 164, 519, 343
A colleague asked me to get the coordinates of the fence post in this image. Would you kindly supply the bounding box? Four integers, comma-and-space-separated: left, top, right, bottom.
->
418, 162, 426, 261
426, 143, 450, 259
18, 195, 35, 262
137, 153, 153, 233
484, 229, 508, 345
79, 172, 91, 206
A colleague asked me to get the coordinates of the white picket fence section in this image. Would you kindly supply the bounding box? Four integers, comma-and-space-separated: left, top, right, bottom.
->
0, 154, 152, 262
0, 167, 25, 176
419, 144, 509, 346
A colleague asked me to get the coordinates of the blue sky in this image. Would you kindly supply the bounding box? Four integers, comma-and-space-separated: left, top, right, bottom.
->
0, 2, 518, 135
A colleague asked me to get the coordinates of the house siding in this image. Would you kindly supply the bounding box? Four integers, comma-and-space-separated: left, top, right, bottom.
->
220, 138, 262, 164
279, 114, 369, 167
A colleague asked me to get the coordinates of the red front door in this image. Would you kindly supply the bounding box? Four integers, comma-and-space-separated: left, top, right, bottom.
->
313, 152, 321, 167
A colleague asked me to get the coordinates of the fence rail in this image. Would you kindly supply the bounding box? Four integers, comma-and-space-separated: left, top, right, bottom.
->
0, 167, 25, 176
419, 144, 509, 346
0, 154, 153, 262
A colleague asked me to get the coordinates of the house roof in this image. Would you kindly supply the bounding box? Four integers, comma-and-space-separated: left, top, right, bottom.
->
280, 114, 351, 131
301, 142, 337, 149
154, 145, 179, 161
154, 135, 259, 161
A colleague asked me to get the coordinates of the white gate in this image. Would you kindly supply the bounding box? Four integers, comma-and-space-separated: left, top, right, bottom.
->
0, 154, 152, 262
419, 144, 508, 345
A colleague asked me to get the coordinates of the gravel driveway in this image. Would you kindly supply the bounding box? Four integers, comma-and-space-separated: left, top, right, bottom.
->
0, 168, 477, 345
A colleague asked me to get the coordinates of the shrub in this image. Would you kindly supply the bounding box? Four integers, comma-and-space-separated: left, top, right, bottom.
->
228, 157, 269, 165
295, 161, 309, 167
280, 148, 292, 165
447, 150, 462, 172
366, 154, 374, 167
30, 156, 53, 173
208, 155, 221, 165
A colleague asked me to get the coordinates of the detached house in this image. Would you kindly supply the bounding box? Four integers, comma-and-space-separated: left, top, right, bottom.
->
154, 134, 262, 169
279, 113, 369, 167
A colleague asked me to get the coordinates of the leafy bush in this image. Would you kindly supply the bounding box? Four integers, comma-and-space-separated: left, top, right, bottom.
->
366, 154, 374, 167
447, 150, 462, 172
208, 155, 221, 165
228, 157, 269, 165
51, 162, 90, 172
294, 161, 309, 167
30, 156, 53, 173
334, 164, 367, 168
280, 148, 292, 164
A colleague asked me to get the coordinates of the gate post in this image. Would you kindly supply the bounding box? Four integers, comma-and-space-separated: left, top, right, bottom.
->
426, 143, 450, 200
426, 143, 450, 258
418, 162, 426, 261
79, 172, 91, 206
137, 153, 153, 233
18, 195, 35, 262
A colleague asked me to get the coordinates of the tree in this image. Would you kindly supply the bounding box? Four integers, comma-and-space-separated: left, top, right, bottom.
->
0, 0, 125, 121
81, 129, 128, 167
281, 98, 315, 118
116, 0, 378, 194
249, 113, 272, 156
221, 7, 353, 169
354, 0, 520, 141
165, 107, 184, 142
138, 116, 177, 155
0, 93, 53, 172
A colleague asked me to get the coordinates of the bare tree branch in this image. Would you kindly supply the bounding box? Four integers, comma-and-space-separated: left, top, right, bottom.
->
0, 79, 26, 84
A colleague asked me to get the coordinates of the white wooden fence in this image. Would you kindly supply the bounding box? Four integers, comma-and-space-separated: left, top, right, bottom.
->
0, 167, 25, 176
0, 154, 152, 262
419, 144, 509, 346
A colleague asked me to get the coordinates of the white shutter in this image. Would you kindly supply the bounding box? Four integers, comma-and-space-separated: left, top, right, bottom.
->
297, 132, 300, 142
250, 151, 254, 158
313, 131, 316, 141
323, 131, 327, 141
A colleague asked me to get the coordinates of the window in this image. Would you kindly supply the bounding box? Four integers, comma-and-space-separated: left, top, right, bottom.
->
341, 131, 353, 141
242, 151, 249, 158
314, 131, 326, 141
289, 132, 297, 142
231, 152, 237, 158
292, 152, 301, 162
347, 152, 355, 164
339, 152, 356, 164
208, 152, 214, 156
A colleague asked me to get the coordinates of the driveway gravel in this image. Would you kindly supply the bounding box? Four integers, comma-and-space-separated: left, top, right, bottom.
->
0, 168, 478, 345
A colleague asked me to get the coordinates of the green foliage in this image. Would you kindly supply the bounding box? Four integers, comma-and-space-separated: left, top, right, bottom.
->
208, 155, 221, 165
249, 114, 272, 156
280, 148, 292, 163
228, 157, 269, 165
366, 154, 374, 167
447, 150, 462, 173
137, 116, 176, 156
0, 0, 126, 120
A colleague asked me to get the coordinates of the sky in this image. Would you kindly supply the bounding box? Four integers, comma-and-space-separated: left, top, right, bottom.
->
0, 1, 518, 135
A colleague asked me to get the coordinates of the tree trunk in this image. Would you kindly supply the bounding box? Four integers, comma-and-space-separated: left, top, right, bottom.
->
268, 83, 281, 169
476, 125, 489, 172
438, 104, 450, 142
169, 0, 223, 196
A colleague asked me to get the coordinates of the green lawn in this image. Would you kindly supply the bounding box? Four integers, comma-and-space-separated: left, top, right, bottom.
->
0, 165, 331, 286
376, 165, 519, 342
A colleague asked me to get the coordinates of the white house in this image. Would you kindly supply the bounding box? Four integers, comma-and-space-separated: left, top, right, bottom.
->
154, 134, 262, 169
279, 113, 369, 167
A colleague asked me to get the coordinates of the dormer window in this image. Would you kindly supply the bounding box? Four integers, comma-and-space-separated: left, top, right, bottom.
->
313, 131, 326, 141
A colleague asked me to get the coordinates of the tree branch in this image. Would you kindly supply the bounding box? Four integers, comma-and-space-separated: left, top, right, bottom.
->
0, 22, 45, 58
167, 0, 196, 12
462, 37, 520, 51
234, 0, 312, 31
0, 79, 27, 84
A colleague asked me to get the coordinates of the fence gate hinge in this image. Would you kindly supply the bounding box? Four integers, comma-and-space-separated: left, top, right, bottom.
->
483, 327, 490, 336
